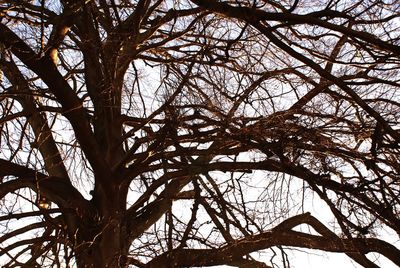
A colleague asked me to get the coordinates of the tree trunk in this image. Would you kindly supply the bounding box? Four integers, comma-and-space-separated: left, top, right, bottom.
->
75, 218, 129, 268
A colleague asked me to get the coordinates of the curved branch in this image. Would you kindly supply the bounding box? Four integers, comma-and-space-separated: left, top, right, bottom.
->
189, 0, 400, 55
0, 236, 56, 258
0, 159, 91, 214
0, 222, 46, 244
145, 213, 400, 267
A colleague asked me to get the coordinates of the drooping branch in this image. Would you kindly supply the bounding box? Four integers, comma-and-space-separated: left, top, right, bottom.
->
145, 213, 400, 267
0, 159, 91, 216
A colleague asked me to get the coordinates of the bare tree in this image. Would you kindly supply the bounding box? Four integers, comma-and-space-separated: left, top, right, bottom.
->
1, 0, 400, 267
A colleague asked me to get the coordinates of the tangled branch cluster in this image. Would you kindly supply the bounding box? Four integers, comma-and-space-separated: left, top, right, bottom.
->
0, 0, 399, 267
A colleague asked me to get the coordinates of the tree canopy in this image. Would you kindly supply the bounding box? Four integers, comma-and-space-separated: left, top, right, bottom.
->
1, 0, 400, 267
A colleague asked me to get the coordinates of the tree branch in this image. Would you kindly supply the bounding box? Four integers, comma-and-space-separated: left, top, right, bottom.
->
145, 213, 400, 267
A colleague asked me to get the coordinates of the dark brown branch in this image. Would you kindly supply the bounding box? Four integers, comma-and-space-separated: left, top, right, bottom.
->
145, 214, 400, 267
0, 23, 112, 185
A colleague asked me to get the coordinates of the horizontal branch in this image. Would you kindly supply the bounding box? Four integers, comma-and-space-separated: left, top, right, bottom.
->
0, 159, 91, 216
190, 0, 400, 55
145, 213, 400, 267
0, 209, 64, 222
0, 236, 56, 258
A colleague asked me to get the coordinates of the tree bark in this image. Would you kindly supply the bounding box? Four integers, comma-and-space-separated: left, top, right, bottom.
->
75, 217, 129, 268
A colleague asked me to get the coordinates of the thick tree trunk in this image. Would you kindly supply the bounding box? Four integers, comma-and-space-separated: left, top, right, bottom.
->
70, 168, 130, 267
75, 218, 129, 268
